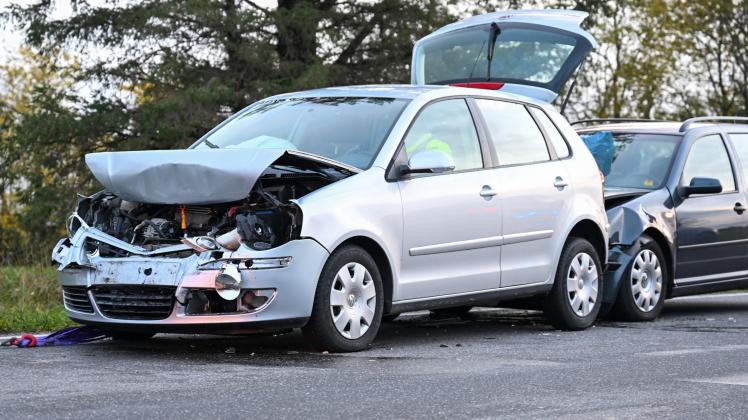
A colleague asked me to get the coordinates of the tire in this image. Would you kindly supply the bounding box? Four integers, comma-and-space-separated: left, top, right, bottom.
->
612, 236, 667, 321
430, 306, 473, 317
544, 237, 603, 330
302, 245, 384, 352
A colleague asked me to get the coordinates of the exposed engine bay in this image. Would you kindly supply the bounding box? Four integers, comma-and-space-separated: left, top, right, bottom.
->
71, 152, 354, 256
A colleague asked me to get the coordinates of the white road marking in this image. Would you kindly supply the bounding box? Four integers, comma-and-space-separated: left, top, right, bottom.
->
644, 344, 748, 356
684, 373, 748, 387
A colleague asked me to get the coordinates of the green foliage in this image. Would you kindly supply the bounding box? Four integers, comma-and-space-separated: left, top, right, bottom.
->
0, 265, 76, 333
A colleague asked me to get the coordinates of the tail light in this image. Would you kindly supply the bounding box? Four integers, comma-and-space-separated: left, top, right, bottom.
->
449, 82, 505, 90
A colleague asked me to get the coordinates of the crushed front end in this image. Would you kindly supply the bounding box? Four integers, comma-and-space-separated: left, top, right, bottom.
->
52, 149, 355, 334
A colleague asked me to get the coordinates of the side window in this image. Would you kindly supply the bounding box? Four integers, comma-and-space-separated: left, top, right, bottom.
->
404, 99, 482, 171
475, 99, 550, 165
729, 133, 748, 188
682, 135, 736, 192
529, 107, 570, 158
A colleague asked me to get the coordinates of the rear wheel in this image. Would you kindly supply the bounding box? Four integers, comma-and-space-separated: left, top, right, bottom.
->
303, 245, 383, 352
613, 236, 667, 321
544, 237, 603, 330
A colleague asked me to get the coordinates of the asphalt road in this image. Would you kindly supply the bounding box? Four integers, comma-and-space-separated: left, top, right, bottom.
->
2, 293, 747, 419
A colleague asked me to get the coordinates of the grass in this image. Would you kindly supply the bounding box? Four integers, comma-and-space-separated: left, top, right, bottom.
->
0, 265, 77, 334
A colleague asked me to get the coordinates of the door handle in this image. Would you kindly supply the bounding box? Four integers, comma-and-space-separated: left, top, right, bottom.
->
735, 202, 746, 214
480, 185, 498, 198
553, 176, 568, 189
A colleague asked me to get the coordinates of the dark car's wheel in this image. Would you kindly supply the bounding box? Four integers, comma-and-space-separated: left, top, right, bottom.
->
303, 245, 383, 352
544, 237, 603, 330
431, 306, 473, 317
613, 236, 667, 321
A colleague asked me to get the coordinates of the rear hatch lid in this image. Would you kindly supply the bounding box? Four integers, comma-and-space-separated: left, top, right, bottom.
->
411, 10, 596, 102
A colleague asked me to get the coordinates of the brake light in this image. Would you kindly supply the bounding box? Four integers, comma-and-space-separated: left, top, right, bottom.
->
449, 82, 505, 90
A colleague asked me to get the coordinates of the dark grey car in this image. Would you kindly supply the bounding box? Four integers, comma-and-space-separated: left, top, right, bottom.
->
575, 117, 748, 321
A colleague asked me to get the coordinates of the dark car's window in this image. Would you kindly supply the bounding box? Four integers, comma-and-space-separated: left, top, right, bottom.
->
728, 133, 748, 188
682, 134, 736, 192
529, 107, 569, 158
475, 99, 549, 165
403, 99, 483, 171
193, 97, 409, 169
605, 133, 680, 190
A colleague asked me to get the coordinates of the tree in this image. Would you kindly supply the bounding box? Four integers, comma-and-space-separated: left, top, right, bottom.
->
672, 0, 748, 117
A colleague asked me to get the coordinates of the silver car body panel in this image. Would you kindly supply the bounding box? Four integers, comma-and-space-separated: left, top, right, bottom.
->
55, 84, 608, 330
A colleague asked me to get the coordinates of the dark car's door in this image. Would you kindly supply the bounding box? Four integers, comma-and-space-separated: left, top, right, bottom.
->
674, 134, 748, 283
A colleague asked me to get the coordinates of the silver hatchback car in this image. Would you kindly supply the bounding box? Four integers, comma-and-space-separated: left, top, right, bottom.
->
52, 10, 608, 352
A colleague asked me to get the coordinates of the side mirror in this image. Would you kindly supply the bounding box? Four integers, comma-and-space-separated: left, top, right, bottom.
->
402, 150, 455, 175
682, 177, 722, 197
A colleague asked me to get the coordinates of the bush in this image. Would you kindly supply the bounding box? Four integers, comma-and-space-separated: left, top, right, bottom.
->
0, 265, 76, 333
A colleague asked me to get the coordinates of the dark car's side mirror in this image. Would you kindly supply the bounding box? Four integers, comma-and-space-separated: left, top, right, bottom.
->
401, 151, 455, 175
681, 177, 723, 197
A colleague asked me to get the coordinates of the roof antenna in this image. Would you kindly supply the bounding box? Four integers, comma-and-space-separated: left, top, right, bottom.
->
560, 58, 586, 117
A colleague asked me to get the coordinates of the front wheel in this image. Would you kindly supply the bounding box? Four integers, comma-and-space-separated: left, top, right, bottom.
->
302, 245, 383, 352
612, 236, 667, 321
544, 237, 603, 330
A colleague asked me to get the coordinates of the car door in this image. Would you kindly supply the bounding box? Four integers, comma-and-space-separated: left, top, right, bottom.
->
396, 98, 502, 300
473, 99, 573, 287
674, 134, 748, 282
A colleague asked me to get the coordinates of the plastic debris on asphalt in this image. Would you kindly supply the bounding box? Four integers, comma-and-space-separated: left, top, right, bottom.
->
1, 326, 110, 348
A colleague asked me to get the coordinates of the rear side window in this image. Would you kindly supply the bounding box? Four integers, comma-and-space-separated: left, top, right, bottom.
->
728, 133, 748, 188
682, 135, 736, 192
475, 99, 550, 165
529, 108, 570, 158
403, 99, 483, 171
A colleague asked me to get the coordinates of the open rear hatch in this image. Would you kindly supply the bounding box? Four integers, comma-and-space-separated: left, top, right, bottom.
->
411, 10, 596, 102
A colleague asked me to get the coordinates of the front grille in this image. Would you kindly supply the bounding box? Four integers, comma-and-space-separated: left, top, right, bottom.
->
63, 287, 94, 313
91, 286, 176, 320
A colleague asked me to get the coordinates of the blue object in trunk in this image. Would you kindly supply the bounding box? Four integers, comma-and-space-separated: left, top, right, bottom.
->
580, 131, 614, 175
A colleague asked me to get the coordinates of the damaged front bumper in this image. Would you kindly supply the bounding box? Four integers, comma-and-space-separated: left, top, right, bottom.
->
52, 220, 329, 334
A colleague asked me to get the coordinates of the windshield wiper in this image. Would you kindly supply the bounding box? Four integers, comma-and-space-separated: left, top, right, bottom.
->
203, 139, 220, 149
486, 22, 501, 80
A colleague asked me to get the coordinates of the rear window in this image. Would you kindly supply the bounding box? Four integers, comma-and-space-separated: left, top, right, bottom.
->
476, 99, 550, 166
413, 24, 592, 93
530, 108, 569, 158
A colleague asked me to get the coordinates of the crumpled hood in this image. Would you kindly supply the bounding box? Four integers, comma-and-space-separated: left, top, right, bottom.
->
604, 187, 650, 200
85, 148, 286, 204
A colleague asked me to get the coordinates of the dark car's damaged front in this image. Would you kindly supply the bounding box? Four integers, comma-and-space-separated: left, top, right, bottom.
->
576, 127, 683, 312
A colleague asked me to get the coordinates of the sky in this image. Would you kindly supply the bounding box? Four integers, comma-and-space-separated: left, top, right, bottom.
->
0, 0, 277, 62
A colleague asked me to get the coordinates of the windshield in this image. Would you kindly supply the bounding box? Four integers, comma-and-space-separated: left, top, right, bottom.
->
414, 25, 589, 92
194, 97, 409, 169
605, 133, 681, 190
